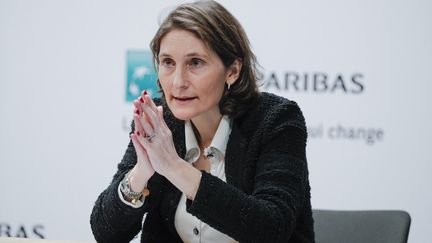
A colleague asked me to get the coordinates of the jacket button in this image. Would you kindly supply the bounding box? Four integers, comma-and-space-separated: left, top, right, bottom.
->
193, 227, 199, 235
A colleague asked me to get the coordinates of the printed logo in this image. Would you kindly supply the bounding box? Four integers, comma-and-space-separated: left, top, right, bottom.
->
263, 71, 365, 94
0, 223, 45, 238
126, 50, 160, 102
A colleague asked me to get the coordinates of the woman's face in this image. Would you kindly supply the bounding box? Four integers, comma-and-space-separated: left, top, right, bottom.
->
158, 29, 236, 121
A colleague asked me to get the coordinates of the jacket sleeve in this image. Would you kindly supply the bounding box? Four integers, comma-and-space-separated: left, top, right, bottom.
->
185, 102, 312, 243
90, 123, 149, 243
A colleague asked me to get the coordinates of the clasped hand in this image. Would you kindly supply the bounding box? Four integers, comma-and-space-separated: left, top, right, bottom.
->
129, 91, 180, 185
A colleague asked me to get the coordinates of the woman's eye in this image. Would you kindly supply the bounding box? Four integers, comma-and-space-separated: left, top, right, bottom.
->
161, 58, 175, 68
189, 58, 204, 68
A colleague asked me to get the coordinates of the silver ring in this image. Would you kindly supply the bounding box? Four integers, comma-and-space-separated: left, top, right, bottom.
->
147, 133, 156, 142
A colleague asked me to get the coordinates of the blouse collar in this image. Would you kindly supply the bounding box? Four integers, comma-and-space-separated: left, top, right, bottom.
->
184, 115, 232, 163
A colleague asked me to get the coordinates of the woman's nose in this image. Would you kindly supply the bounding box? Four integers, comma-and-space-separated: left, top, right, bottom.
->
172, 67, 188, 89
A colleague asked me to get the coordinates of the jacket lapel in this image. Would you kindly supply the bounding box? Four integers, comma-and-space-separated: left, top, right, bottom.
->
225, 122, 249, 192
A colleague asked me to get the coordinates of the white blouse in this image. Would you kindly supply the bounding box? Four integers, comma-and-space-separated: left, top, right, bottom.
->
174, 116, 238, 243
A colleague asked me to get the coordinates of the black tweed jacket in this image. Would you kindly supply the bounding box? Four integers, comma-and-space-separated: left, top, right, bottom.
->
90, 92, 315, 243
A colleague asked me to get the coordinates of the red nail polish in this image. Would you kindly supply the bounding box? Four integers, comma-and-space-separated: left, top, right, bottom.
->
144, 90, 148, 95
137, 131, 140, 136
139, 97, 144, 103
135, 109, 139, 114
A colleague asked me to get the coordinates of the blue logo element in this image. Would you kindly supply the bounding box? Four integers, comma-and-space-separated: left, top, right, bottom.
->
126, 50, 160, 102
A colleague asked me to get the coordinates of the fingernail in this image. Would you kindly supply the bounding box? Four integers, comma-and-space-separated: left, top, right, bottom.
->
143, 90, 148, 95
137, 131, 140, 136
139, 97, 144, 103
135, 109, 139, 114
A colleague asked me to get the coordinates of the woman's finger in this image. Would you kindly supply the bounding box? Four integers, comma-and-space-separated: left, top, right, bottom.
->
157, 106, 169, 131
136, 127, 152, 150
136, 92, 158, 129
141, 103, 160, 132
130, 133, 146, 155
134, 114, 154, 139
132, 114, 143, 134
144, 93, 159, 114
139, 90, 157, 113
133, 99, 143, 115
142, 93, 160, 123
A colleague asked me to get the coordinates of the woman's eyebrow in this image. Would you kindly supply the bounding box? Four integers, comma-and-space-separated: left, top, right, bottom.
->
185, 52, 209, 59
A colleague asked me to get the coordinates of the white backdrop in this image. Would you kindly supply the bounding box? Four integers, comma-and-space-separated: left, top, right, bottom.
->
1, 0, 431, 242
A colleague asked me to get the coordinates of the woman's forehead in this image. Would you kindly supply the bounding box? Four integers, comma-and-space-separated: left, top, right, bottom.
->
159, 29, 215, 58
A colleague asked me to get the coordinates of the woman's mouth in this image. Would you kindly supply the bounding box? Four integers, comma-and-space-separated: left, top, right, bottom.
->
172, 96, 197, 103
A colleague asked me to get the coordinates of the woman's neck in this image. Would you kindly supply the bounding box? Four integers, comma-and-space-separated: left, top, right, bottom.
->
191, 113, 222, 148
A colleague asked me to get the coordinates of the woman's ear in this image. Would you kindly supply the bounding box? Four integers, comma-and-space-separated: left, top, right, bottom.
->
226, 59, 242, 85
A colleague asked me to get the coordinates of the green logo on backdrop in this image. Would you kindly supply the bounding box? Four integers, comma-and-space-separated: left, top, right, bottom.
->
126, 50, 159, 102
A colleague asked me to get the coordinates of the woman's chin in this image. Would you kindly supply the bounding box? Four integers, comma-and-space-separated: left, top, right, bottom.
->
171, 110, 196, 121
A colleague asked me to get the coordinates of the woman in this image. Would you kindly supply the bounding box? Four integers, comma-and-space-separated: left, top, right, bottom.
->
90, 1, 314, 242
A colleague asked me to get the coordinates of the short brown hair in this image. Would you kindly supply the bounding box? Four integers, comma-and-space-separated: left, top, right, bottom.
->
150, 0, 261, 119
